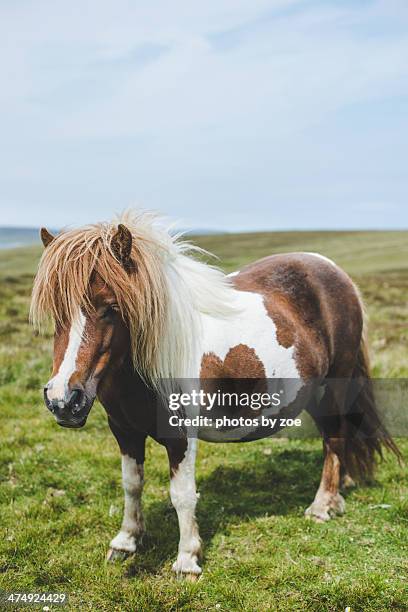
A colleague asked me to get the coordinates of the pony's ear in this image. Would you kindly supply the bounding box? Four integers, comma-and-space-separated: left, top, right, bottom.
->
111, 224, 133, 270
40, 227, 55, 248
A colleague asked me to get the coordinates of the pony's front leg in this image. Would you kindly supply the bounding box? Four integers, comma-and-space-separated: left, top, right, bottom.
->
167, 438, 202, 579
107, 431, 147, 561
107, 454, 145, 559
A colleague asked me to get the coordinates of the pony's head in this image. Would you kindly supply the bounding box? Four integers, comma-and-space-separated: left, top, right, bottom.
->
30, 214, 168, 428
31, 211, 237, 428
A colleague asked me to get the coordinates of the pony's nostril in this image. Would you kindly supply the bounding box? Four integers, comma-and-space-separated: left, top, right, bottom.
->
68, 388, 85, 413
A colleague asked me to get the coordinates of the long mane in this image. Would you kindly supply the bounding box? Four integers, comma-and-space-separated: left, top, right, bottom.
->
30, 210, 237, 386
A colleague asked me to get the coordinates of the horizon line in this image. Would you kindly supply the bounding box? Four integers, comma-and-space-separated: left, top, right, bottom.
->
1, 225, 408, 234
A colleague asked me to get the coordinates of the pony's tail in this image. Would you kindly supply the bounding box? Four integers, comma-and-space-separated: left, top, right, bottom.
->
343, 319, 402, 481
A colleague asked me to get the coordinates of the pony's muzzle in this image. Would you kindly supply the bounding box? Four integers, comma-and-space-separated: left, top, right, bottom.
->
43, 385, 94, 428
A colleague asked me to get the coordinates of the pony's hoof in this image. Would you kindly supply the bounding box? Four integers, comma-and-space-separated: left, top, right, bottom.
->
175, 571, 201, 582
305, 505, 331, 522
172, 554, 202, 579
305, 493, 345, 522
184, 572, 201, 582
108, 530, 142, 560
106, 547, 133, 563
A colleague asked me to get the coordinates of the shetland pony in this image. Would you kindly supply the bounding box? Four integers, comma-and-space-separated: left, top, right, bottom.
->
30, 211, 399, 579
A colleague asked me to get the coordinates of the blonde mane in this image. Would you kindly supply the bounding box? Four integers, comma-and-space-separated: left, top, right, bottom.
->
30, 210, 237, 386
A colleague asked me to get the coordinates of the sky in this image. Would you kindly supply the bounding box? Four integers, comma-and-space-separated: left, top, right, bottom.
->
0, 0, 407, 231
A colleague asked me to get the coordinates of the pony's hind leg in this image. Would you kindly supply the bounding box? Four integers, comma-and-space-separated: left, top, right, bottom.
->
305, 381, 348, 522
305, 438, 346, 522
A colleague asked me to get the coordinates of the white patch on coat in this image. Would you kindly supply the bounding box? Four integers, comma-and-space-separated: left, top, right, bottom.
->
196, 289, 303, 442
46, 311, 86, 402
110, 455, 144, 553
170, 439, 202, 575
227, 270, 240, 277
199, 290, 300, 379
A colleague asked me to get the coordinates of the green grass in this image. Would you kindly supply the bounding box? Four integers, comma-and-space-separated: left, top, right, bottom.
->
0, 232, 407, 611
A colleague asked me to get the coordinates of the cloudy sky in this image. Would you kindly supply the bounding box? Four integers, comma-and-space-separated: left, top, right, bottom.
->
0, 0, 407, 231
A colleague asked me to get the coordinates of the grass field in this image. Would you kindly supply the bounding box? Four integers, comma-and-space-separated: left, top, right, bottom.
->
0, 231, 407, 611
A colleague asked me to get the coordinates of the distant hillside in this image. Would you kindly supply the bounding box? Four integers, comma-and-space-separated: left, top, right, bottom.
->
1, 229, 407, 278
